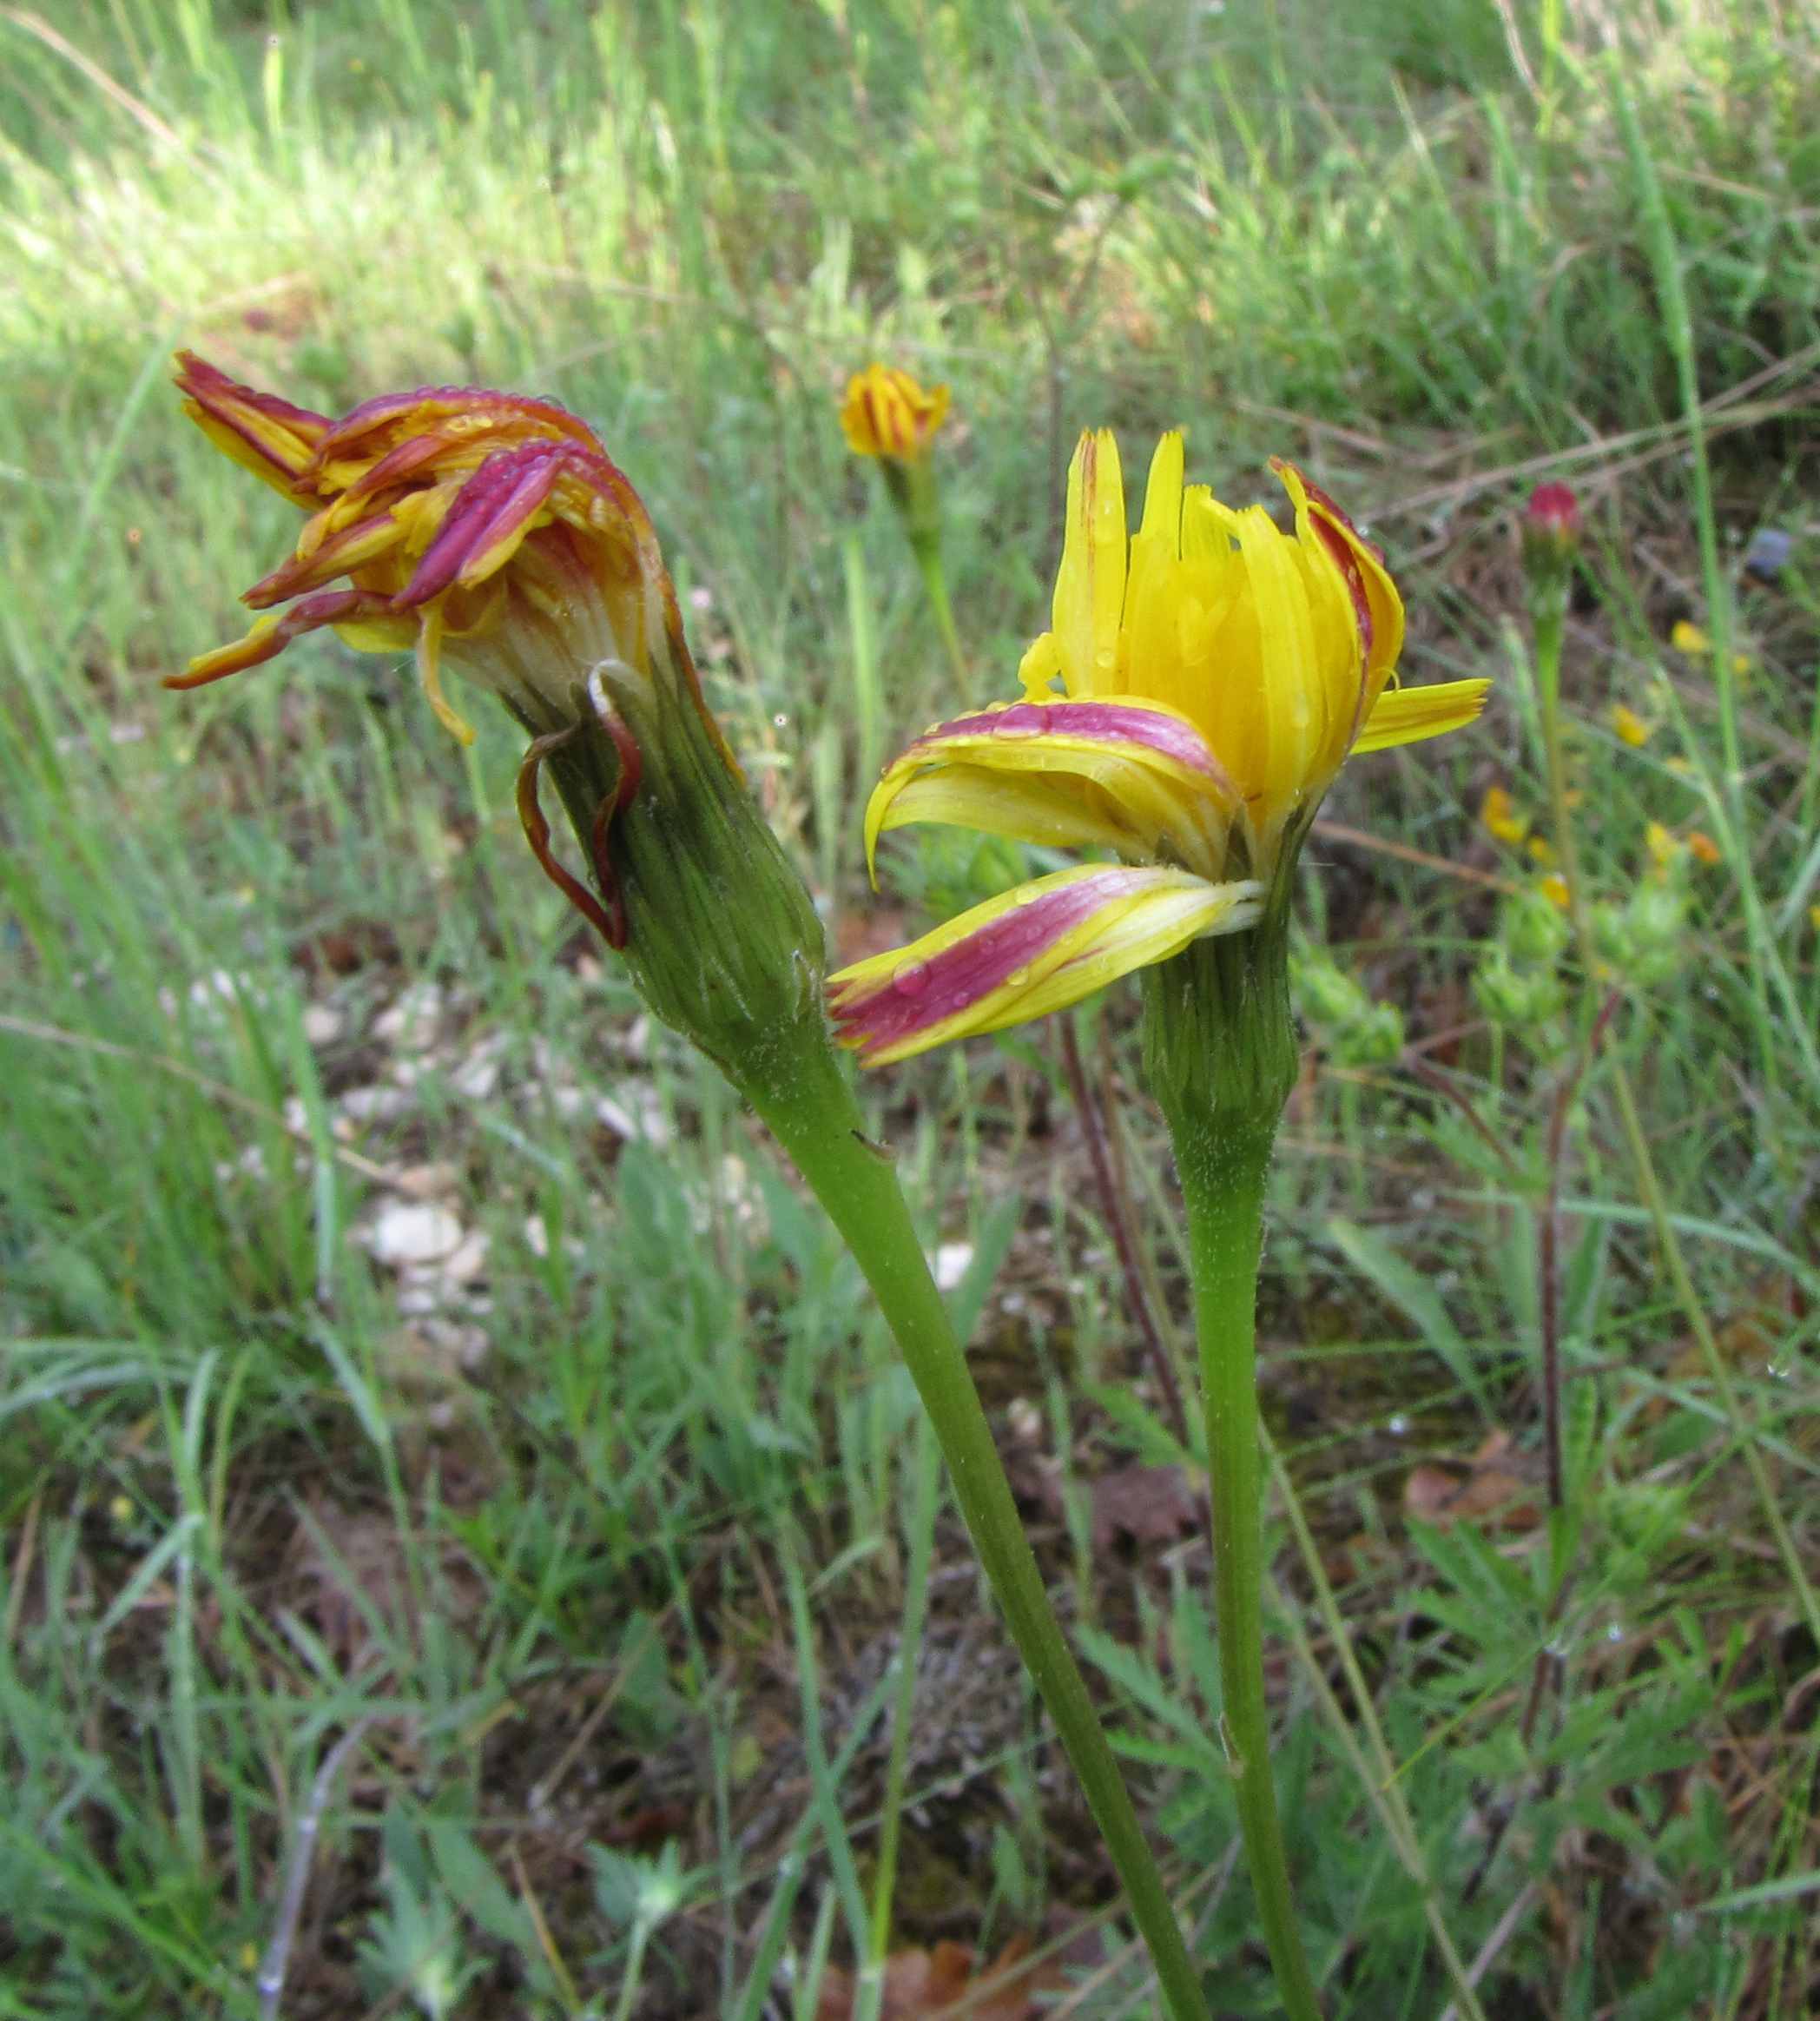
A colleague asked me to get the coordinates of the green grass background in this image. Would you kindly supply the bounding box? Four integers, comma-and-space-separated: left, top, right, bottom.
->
2, 0, 1818, 2014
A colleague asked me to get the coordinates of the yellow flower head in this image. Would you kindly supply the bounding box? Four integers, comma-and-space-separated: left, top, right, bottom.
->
1645, 820, 1684, 872
1540, 872, 1571, 911
1672, 618, 1750, 676
1685, 829, 1721, 865
830, 430, 1489, 1063
1480, 784, 1531, 847
839, 364, 951, 462
1610, 703, 1652, 748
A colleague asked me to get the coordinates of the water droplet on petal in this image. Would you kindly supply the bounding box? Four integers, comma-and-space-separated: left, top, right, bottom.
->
1005, 967, 1031, 987
892, 959, 929, 996
1012, 887, 1042, 907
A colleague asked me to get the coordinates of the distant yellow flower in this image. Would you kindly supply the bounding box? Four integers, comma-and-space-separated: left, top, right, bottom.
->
1670, 618, 1749, 675
840, 363, 951, 462
1480, 784, 1530, 846
1610, 703, 1652, 747
1686, 829, 1721, 865
829, 430, 1488, 1062
1810, 903, 1820, 934
1645, 821, 1682, 871
1540, 873, 1571, 911
1527, 835, 1555, 865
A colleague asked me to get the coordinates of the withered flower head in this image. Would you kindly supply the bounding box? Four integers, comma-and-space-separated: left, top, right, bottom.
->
171, 354, 824, 1061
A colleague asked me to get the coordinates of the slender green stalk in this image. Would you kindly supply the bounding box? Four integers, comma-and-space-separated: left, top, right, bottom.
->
740, 1040, 1211, 2021
1169, 1106, 1323, 2021
861, 1413, 940, 2016
911, 532, 969, 688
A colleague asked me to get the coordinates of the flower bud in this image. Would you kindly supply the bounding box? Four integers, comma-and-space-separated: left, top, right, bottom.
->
1474, 946, 1565, 1032
841, 362, 952, 551
1502, 885, 1571, 966
1293, 956, 1370, 1032
1521, 482, 1581, 568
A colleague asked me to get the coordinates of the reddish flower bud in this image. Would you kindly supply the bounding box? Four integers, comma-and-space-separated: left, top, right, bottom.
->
1522, 482, 1581, 567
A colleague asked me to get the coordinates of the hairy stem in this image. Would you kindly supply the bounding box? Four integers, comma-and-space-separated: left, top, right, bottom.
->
1168, 1106, 1322, 2021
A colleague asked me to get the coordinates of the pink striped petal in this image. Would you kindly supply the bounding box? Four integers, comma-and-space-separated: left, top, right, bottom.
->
865, 697, 1236, 883
173, 351, 330, 499
165, 589, 410, 689
395, 444, 569, 607
828, 863, 1263, 1067
312, 384, 597, 469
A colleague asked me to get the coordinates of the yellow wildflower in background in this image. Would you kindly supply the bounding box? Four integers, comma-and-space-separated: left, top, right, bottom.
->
1670, 618, 1750, 676
1480, 784, 1530, 846
840, 363, 951, 462
1610, 703, 1652, 747
1686, 829, 1721, 865
1540, 873, 1571, 910
1645, 821, 1683, 872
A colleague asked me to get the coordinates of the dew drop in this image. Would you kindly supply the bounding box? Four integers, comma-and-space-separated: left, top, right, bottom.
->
1388, 1413, 1409, 1436
1006, 967, 1032, 987
892, 959, 929, 996
1012, 887, 1042, 907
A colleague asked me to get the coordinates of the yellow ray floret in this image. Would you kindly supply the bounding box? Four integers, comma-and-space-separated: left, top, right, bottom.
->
863, 695, 1236, 885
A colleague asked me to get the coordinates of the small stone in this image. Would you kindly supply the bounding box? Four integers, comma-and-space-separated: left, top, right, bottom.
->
365, 1200, 465, 1268
392, 1162, 460, 1200
373, 982, 445, 1047
439, 1229, 491, 1287
932, 1241, 974, 1292
450, 1035, 505, 1100
1006, 1397, 1043, 1443
339, 1085, 412, 1126
302, 1003, 344, 1047
596, 1086, 671, 1144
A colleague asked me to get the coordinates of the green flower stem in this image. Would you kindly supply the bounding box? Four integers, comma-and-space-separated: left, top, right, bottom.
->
911, 531, 969, 689
865, 1411, 938, 1994
1528, 592, 1585, 954
739, 1036, 1211, 2021
1168, 1105, 1323, 2021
